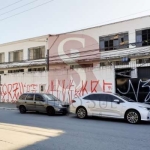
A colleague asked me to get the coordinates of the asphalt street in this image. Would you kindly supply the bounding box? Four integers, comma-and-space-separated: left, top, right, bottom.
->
0, 109, 150, 150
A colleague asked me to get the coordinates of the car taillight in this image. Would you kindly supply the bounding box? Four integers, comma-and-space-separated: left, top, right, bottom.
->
71, 100, 76, 103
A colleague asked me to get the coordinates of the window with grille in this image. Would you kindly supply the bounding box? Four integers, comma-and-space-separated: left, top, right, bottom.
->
0, 71, 4, 74
0, 53, 5, 63
8, 69, 24, 73
99, 32, 129, 51
136, 58, 150, 64
100, 62, 111, 66
136, 29, 150, 47
28, 46, 45, 60
9, 50, 23, 62
115, 61, 129, 65
28, 67, 45, 72
70, 64, 93, 69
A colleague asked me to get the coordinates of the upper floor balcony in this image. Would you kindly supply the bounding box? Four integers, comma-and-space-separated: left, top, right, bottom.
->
100, 45, 150, 60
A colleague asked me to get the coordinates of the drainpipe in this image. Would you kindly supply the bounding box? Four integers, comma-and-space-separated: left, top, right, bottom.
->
112, 62, 116, 93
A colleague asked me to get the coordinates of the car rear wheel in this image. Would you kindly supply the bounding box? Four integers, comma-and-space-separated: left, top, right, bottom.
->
19, 106, 26, 114
62, 111, 68, 115
126, 110, 141, 124
77, 107, 87, 119
47, 107, 55, 116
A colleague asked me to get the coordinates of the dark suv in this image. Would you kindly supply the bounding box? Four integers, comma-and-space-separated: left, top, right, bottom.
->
16, 93, 69, 115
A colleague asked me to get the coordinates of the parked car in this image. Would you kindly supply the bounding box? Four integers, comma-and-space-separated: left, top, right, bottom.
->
16, 93, 69, 115
70, 92, 150, 124
144, 102, 150, 105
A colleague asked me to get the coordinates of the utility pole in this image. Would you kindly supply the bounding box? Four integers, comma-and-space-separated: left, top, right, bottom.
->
46, 49, 49, 71
46, 35, 59, 71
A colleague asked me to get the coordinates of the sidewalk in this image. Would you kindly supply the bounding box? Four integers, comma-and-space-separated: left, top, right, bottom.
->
0, 102, 17, 110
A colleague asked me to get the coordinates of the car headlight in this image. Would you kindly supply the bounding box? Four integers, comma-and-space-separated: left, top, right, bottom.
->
58, 104, 63, 107
139, 106, 150, 111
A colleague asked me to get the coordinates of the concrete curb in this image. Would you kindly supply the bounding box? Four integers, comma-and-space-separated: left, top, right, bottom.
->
0, 107, 17, 110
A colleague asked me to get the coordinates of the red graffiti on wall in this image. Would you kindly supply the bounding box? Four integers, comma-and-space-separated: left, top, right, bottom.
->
0, 83, 38, 103
103, 80, 112, 93
0, 80, 112, 103
46, 80, 110, 103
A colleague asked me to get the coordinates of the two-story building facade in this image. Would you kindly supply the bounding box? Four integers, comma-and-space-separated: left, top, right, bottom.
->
47, 15, 150, 103
0, 35, 49, 102
1, 15, 150, 103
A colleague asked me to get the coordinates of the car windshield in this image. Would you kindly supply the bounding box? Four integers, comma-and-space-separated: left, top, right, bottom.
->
43, 94, 60, 101
114, 94, 135, 102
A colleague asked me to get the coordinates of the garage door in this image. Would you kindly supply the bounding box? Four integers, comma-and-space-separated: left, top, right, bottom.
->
138, 67, 150, 79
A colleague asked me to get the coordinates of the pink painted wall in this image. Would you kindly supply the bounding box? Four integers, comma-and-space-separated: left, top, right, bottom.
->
47, 33, 115, 103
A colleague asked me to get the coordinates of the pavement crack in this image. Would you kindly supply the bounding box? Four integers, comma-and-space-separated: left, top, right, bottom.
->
0, 140, 13, 144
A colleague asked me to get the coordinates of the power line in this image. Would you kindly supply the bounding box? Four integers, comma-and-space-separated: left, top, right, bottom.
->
0, 0, 24, 11
1, 46, 149, 65
50, 45, 99, 58
70, 8, 150, 33
45, 6, 150, 56
0, 0, 39, 17
48, 30, 148, 56
49, 41, 148, 59
0, 0, 55, 22
49, 47, 150, 62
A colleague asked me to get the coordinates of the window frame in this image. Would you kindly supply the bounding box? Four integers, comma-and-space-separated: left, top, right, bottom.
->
136, 28, 150, 47
28, 67, 45, 72
70, 64, 93, 69
34, 94, 45, 101
8, 69, 24, 73
0, 53, 5, 63
99, 32, 129, 51
28, 46, 45, 60
83, 94, 108, 101
83, 93, 125, 103
19, 94, 28, 100
9, 50, 23, 62
83, 94, 100, 101
25, 94, 35, 101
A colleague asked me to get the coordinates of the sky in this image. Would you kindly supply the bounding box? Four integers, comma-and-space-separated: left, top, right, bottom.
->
0, 0, 150, 44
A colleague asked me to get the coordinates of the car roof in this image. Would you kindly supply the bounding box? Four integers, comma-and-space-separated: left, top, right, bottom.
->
79, 92, 115, 98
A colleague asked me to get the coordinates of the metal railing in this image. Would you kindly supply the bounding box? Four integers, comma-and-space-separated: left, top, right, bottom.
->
100, 46, 150, 59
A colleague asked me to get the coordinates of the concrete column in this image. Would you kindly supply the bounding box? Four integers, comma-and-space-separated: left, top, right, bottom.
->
129, 30, 136, 48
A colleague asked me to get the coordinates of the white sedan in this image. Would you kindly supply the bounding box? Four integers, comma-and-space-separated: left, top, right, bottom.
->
70, 92, 150, 124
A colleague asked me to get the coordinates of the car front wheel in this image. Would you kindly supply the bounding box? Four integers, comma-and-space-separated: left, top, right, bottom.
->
77, 107, 87, 119
47, 107, 55, 116
126, 110, 141, 124
19, 106, 26, 114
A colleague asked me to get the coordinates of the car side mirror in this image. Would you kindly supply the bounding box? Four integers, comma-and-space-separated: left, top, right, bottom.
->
114, 99, 120, 104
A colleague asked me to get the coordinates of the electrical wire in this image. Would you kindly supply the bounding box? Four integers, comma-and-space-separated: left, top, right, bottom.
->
48, 30, 149, 56
1, 47, 150, 76
49, 47, 150, 62
0, 0, 55, 22
0, 0, 149, 57
0, 44, 149, 66
0, 0, 39, 17
68, 8, 150, 33
0, 0, 24, 11
48, 42, 149, 60
1, 45, 145, 64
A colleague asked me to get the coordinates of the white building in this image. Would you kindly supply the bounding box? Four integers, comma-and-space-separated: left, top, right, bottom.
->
0, 35, 48, 74
1, 15, 150, 102
47, 15, 150, 103
0, 35, 49, 102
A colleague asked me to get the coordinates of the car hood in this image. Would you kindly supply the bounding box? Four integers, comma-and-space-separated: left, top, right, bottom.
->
130, 102, 150, 108
48, 100, 69, 105
59, 101, 69, 105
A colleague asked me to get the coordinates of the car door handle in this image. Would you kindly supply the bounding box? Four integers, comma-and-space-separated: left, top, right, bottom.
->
86, 101, 90, 103
34, 102, 36, 104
